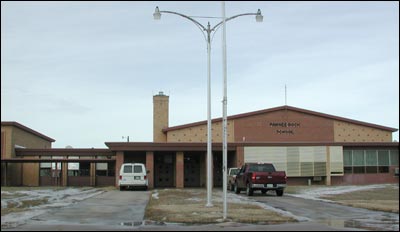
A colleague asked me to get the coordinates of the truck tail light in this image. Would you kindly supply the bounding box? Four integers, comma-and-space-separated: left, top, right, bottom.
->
119, 175, 122, 180
144, 175, 147, 180
252, 173, 256, 180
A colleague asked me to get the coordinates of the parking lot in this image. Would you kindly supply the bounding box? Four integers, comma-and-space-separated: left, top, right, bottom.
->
1, 185, 399, 231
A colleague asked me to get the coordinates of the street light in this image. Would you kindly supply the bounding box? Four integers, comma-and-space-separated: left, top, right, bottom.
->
153, 5, 263, 208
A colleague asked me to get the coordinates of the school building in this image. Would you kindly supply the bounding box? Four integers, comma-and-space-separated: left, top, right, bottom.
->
1, 92, 399, 188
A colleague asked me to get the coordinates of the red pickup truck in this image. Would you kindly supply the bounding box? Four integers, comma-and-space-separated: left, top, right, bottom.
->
234, 163, 287, 196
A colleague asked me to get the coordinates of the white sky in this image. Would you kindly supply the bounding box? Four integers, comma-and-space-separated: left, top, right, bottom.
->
1, 1, 399, 148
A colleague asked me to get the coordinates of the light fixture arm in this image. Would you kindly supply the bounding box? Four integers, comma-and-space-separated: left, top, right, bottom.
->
212, 12, 260, 31
158, 10, 208, 42
156, 8, 262, 44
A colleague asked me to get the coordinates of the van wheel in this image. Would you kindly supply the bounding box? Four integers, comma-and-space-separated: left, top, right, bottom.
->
119, 186, 124, 191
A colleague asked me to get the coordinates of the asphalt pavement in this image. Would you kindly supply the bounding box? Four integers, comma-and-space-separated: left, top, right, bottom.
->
4, 189, 398, 231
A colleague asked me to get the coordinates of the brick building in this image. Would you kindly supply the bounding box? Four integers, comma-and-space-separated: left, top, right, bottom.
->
1, 92, 399, 187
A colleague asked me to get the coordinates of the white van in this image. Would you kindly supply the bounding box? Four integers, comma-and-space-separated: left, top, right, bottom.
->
119, 163, 148, 191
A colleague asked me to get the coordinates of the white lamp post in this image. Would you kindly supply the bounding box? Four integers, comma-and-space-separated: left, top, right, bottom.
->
153, 5, 263, 208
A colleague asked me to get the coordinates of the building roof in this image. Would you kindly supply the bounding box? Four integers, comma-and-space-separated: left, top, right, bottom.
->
162, 105, 398, 133
104, 141, 399, 152
1, 121, 56, 142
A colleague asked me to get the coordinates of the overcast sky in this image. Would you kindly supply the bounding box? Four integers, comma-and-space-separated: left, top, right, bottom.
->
1, 1, 399, 148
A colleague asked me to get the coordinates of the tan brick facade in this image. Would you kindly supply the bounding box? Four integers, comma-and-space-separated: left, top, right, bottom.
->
333, 120, 392, 142
233, 109, 335, 142
166, 120, 235, 143
1, 122, 53, 186
153, 92, 169, 142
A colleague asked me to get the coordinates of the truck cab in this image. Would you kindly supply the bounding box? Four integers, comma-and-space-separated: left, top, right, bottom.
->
234, 162, 287, 196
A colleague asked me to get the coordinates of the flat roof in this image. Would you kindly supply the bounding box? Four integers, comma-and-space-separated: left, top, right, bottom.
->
15, 148, 113, 156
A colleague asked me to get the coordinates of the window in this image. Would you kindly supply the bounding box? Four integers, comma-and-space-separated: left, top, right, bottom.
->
378, 150, 389, 166
248, 164, 275, 172
378, 166, 389, 173
134, 165, 143, 173
123, 165, 132, 173
352, 150, 364, 166
40, 168, 51, 177
365, 150, 377, 166
343, 150, 352, 166
390, 150, 399, 166
353, 166, 365, 173
344, 166, 353, 174
343, 149, 396, 174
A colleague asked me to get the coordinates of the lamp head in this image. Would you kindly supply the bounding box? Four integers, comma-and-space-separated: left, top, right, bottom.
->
153, 6, 161, 20
256, 9, 263, 22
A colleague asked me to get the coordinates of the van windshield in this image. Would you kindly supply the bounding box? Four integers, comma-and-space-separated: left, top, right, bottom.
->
134, 165, 143, 173
123, 165, 132, 173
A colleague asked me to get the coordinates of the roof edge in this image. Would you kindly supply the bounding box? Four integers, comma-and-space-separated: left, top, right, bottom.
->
1, 121, 56, 142
163, 105, 398, 133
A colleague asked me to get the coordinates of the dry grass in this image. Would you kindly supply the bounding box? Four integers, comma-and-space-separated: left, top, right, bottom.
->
286, 185, 399, 213
1, 199, 49, 216
321, 185, 399, 213
145, 189, 296, 224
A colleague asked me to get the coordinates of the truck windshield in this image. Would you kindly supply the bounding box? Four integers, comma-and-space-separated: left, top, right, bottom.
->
249, 164, 275, 172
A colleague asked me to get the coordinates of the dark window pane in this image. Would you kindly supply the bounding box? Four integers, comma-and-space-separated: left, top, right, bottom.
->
378, 166, 389, 173
353, 166, 365, 173
344, 167, 353, 174
40, 168, 51, 177
378, 150, 389, 166
390, 150, 399, 166
366, 166, 377, 173
96, 170, 107, 176
365, 150, 377, 166
353, 150, 364, 166
134, 165, 143, 173
343, 150, 352, 166
123, 165, 132, 173
80, 169, 90, 176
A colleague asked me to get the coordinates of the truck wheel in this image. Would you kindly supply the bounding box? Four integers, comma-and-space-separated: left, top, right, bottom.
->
234, 183, 241, 194
246, 183, 253, 196
276, 189, 284, 196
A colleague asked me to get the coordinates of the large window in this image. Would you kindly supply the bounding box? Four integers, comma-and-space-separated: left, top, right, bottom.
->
95, 156, 115, 177
343, 149, 398, 174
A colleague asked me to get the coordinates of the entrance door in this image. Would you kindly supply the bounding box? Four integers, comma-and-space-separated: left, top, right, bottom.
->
213, 153, 222, 187
184, 154, 200, 187
154, 153, 174, 187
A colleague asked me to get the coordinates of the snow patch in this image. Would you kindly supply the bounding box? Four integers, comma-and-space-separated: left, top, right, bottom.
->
1, 187, 104, 229
287, 184, 395, 201
152, 190, 159, 200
